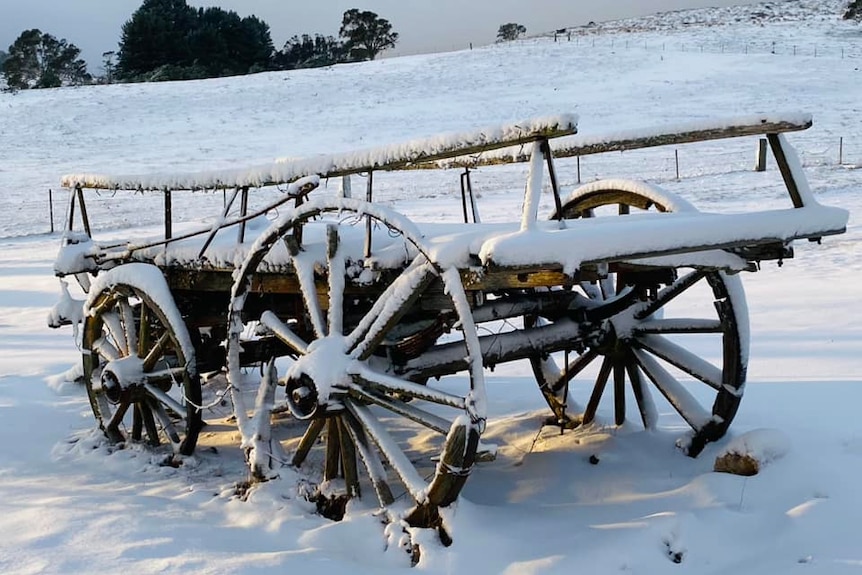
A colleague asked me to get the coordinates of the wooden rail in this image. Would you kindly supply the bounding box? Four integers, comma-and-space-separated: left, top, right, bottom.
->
60, 116, 577, 192
430, 114, 812, 169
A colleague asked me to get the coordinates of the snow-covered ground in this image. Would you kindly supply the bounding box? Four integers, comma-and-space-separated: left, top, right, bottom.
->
1, 1, 860, 572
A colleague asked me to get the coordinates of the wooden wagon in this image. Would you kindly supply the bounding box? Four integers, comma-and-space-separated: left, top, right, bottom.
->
52, 112, 848, 542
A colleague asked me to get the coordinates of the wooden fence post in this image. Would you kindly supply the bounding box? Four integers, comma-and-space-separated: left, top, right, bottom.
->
675, 149, 680, 180
839, 137, 844, 165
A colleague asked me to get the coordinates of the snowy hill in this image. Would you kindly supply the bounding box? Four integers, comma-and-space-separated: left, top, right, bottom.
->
551, 0, 849, 36
0, 3, 861, 574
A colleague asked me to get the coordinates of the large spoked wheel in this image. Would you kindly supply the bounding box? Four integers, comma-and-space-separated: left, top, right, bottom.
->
82, 264, 203, 456
229, 198, 485, 533
528, 181, 748, 456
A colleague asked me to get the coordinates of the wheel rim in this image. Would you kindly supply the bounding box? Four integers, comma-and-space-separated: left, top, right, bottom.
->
529, 183, 748, 456
229, 198, 485, 529
83, 284, 203, 456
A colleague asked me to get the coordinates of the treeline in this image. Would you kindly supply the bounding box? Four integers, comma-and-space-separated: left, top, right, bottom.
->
1, 0, 398, 90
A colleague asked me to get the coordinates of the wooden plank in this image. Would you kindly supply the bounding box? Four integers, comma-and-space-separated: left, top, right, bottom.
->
62, 116, 577, 191
432, 117, 813, 169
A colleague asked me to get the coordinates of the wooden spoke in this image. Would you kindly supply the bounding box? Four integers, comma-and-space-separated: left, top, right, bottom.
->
141, 331, 171, 373
292, 250, 327, 338
636, 334, 723, 390
291, 418, 326, 468
346, 260, 435, 360
138, 302, 150, 358
625, 353, 657, 429
105, 398, 132, 434
341, 407, 395, 506
635, 318, 723, 334
338, 418, 360, 497
633, 349, 711, 431
139, 401, 160, 446
131, 404, 144, 441
326, 224, 346, 336
119, 299, 138, 357
324, 418, 341, 482
351, 366, 466, 410
102, 312, 128, 357
635, 270, 706, 320
347, 384, 451, 435
583, 356, 613, 425
557, 348, 600, 393
613, 361, 626, 425
346, 401, 427, 503
149, 399, 182, 445
142, 382, 188, 420
260, 311, 308, 356
93, 337, 121, 362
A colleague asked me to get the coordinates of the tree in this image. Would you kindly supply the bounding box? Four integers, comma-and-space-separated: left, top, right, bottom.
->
2, 29, 91, 90
101, 51, 117, 83
339, 9, 398, 61
497, 23, 526, 42
845, 0, 862, 20
276, 34, 344, 70
117, 0, 198, 79
0, 50, 7, 67
117, 0, 274, 81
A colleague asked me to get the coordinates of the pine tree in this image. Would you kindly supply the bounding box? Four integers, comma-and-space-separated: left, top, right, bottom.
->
845, 0, 862, 20
117, 0, 198, 80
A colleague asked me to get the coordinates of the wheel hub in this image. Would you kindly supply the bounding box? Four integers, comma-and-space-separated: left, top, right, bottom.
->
284, 336, 353, 419
101, 356, 146, 404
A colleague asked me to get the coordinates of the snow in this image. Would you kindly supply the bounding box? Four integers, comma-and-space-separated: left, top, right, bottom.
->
2, 1, 862, 573
60, 115, 576, 191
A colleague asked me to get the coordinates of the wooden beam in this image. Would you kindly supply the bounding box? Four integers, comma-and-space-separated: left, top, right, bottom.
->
433, 117, 813, 169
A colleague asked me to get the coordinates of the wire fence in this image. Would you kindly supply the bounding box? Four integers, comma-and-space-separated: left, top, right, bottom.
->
543, 33, 862, 61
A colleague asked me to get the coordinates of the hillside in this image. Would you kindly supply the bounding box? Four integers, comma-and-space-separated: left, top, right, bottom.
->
550, 0, 850, 36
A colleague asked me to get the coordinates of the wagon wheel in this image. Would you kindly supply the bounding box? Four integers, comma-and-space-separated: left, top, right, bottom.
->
528, 181, 748, 457
228, 198, 485, 535
82, 264, 203, 456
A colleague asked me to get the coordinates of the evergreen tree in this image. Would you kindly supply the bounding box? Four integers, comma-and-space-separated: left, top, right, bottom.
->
845, 0, 862, 20
117, 0, 273, 81
2, 29, 91, 90
117, 0, 198, 80
339, 9, 398, 61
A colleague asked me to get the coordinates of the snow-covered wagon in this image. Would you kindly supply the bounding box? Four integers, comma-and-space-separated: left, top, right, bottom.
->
51, 112, 848, 541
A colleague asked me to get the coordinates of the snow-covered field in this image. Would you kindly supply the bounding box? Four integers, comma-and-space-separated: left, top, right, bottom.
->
1, 1, 860, 573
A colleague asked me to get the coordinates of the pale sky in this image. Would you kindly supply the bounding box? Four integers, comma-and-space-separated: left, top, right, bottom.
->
0, 0, 755, 68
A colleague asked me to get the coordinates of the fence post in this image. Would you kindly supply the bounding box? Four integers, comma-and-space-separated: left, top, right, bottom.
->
577, 156, 581, 184
755, 138, 768, 172
48, 189, 55, 233
839, 137, 844, 165
675, 149, 680, 180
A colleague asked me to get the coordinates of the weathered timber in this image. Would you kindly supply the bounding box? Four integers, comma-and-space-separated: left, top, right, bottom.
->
61, 118, 576, 191
431, 117, 813, 169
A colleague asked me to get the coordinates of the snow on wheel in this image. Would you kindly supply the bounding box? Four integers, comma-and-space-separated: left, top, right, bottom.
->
82, 263, 203, 456
527, 180, 749, 456
227, 198, 486, 534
